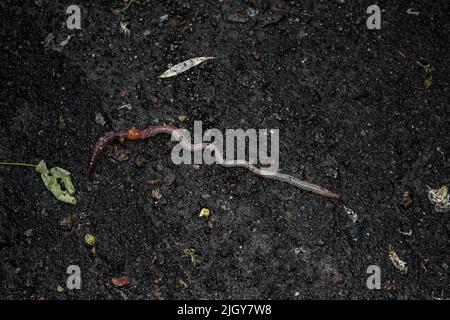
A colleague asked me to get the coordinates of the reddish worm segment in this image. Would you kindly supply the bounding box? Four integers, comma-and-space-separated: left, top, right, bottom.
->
88, 125, 342, 201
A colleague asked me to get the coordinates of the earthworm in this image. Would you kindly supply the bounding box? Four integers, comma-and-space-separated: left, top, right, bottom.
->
88, 125, 342, 201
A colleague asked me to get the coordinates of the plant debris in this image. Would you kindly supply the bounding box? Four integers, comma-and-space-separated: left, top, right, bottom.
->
398, 191, 413, 209
199, 208, 210, 218
0, 160, 76, 204
428, 185, 450, 213
119, 22, 130, 37
343, 206, 358, 223
183, 248, 199, 267
388, 248, 408, 273
117, 103, 132, 110
158, 57, 216, 78
59, 35, 73, 47
35, 160, 76, 205
417, 61, 432, 89
84, 234, 96, 246
112, 0, 135, 15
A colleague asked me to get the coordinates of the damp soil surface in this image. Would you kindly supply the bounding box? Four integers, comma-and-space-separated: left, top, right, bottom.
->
0, 0, 449, 299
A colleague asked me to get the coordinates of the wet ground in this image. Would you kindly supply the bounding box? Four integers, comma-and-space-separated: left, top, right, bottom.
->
0, 0, 449, 299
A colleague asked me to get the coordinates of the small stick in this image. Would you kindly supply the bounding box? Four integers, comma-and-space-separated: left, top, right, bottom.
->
0, 162, 37, 168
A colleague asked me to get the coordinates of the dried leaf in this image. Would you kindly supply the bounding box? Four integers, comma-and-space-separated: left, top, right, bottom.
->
388, 248, 408, 273
158, 57, 216, 78
428, 185, 450, 213
417, 61, 433, 89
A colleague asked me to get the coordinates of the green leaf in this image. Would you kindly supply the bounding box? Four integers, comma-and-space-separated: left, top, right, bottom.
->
35, 160, 77, 205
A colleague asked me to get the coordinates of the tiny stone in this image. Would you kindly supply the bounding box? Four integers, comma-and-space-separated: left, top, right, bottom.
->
114, 146, 132, 162
399, 191, 413, 210
151, 189, 162, 200
324, 167, 338, 179
314, 132, 325, 143
148, 95, 157, 105
60, 215, 74, 230
163, 173, 176, 186
95, 112, 106, 126
246, 7, 258, 17
146, 179, 161, 185
24, 229, 33, 237
135, 155, 148, 167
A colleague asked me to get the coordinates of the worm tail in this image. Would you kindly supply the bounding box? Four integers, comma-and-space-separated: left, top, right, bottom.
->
87, 132, 117, 176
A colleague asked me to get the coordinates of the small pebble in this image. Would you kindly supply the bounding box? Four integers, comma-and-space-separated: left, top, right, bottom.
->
163, 172, 176, 185
246, 7, 258, 17
114, 146, 132, 162
24, 229, 33, 237
148, 95, 157, 105
135, 155, 148, 167
60, 214, 74, 230
95, 112, 106, 126
399, 191, 413, 209
146, 179, 161, 185
151, 188, 162, 200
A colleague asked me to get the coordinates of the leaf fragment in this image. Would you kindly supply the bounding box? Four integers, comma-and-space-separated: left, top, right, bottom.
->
84, 234, 97, 246
158, 57, 216, 78
428, 185, 450, 213
35, 160, 77, 205
183, 248, 199, 267
388, 248, 408, 273
199, 208, 210, 218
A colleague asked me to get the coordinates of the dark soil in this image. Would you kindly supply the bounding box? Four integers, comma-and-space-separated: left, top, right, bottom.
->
0, 0, 449, 299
